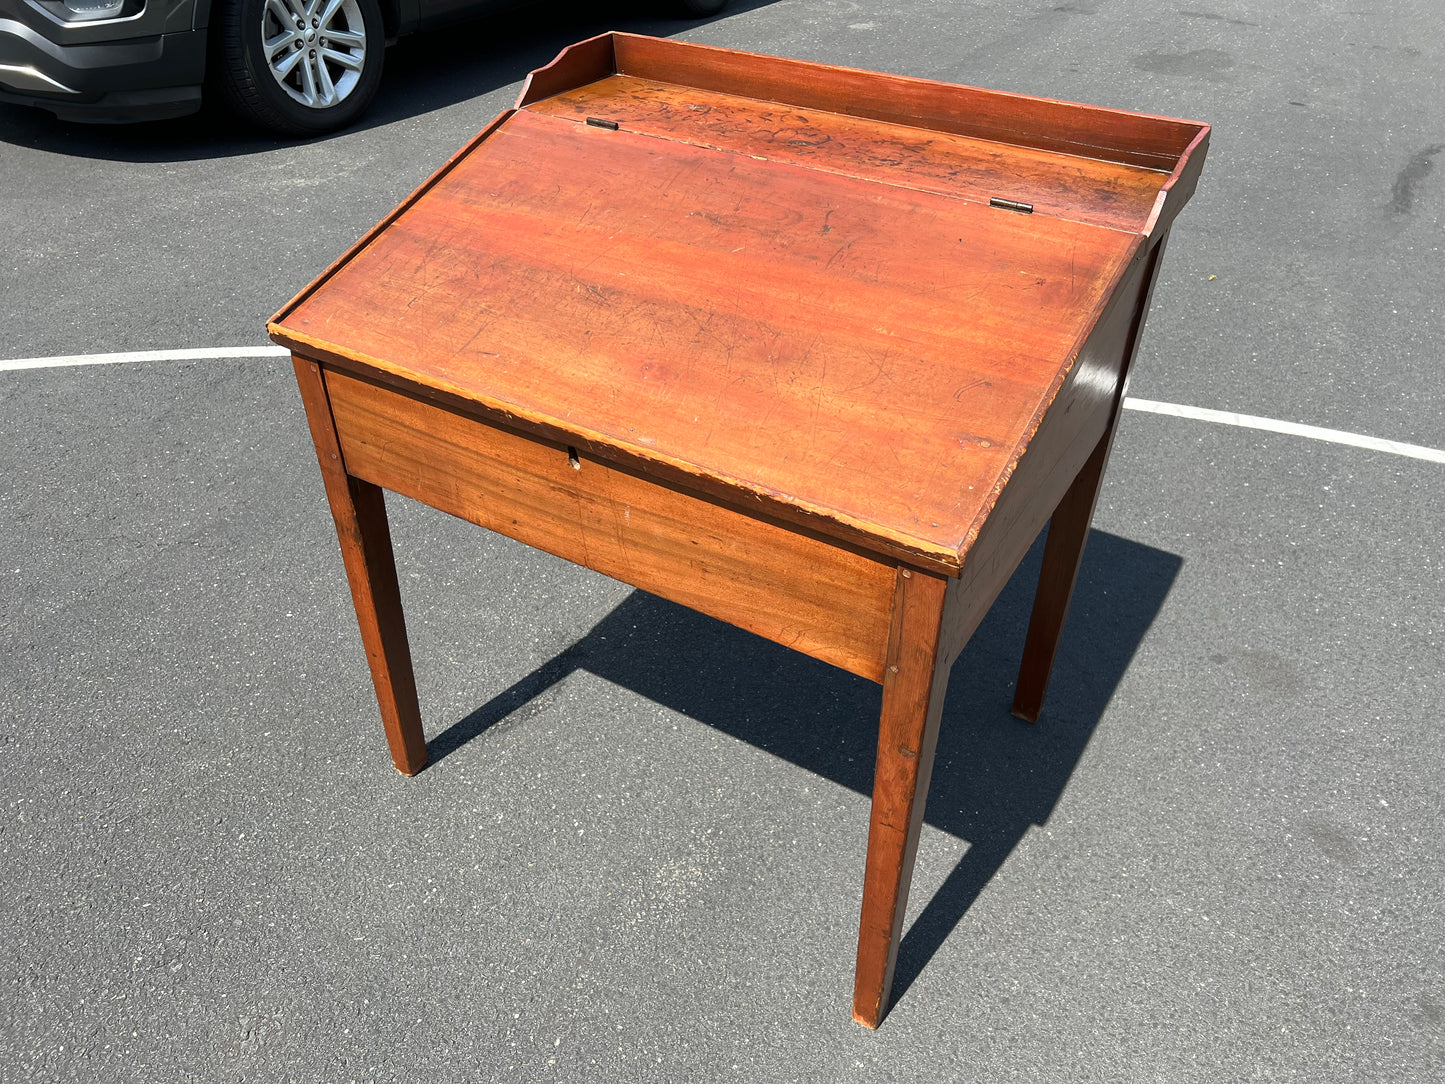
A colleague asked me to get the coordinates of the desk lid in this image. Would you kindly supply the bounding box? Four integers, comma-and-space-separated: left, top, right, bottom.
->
270, 33, 1208, 572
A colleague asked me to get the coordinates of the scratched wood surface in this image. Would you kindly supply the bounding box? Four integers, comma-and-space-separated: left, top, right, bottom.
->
526, 76, 1168, 233
272, 105, 1143, 571
519, 33, 1203, 173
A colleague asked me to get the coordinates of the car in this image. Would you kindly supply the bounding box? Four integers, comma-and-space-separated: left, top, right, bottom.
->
0, 0, 727, 134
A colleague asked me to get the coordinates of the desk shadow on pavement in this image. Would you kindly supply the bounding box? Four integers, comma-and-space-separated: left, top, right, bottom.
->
429, 527, 1181, 1007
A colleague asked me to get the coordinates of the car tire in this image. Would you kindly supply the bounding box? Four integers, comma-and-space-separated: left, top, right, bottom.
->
212, 0, 386, 136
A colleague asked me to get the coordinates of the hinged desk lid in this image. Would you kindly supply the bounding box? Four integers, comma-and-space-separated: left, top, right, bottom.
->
270, 33, 1208, 572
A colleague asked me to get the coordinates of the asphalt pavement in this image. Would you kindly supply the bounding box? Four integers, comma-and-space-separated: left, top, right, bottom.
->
2, 1, 1442, 1081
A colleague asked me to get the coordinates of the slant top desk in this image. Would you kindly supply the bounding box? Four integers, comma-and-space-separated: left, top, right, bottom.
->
269, 32, 1208, 1028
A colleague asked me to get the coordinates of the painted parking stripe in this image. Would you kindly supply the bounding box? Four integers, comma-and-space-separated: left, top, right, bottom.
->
1121, 397, 1445, 465
2, 347, 1441, 465
0, 346, 290, 372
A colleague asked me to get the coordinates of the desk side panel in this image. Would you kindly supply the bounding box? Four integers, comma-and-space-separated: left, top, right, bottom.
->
943, 238, 1156, 663
514, 31, 617, 107
324, 368, 897, 683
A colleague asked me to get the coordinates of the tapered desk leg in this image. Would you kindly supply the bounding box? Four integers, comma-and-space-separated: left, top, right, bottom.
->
1010, 428, 1112, 724
292, 357, 429, 776
1011, 233, 1172, 724
853, 568, 952, 1029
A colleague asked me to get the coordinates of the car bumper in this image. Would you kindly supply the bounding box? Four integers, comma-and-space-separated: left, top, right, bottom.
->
0, 6, 205, 122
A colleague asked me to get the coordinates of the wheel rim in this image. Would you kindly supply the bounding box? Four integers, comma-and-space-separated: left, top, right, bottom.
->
262, 0, 367, 110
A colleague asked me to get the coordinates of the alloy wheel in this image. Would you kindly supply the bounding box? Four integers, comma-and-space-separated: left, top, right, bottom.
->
261, 0, 368, 110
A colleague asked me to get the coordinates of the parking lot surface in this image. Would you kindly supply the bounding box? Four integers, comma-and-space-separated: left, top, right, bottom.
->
3, 1, 1442, 1081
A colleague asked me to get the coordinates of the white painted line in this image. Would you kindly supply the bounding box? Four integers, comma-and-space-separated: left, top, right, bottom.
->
1123, 397, 1445, 465
3, 346, 1440, 466
0, 345, 290, 373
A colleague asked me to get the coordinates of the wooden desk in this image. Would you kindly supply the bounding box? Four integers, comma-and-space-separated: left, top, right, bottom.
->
269, 33, 1208, 1028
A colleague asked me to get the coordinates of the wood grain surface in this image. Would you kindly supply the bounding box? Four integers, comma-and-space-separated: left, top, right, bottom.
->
1010, 232, 1172, 719
325, 367, 898, 681
273, 108, 1140, 572
292, 358, 429, 776
941, 238, 1154, 665
606, 33, 1202, 172
528, 75, 1169, 233
853, 567, 955, 1028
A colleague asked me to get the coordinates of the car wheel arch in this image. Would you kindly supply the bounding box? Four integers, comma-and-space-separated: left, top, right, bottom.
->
194, 0, 402, 37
